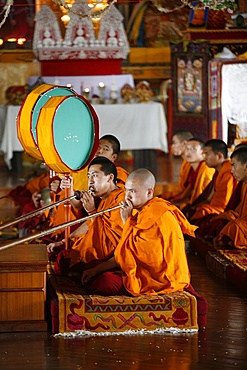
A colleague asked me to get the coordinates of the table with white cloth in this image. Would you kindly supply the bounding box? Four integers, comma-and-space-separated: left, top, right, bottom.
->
0, 102, 168, 172
0, 105, 23, 172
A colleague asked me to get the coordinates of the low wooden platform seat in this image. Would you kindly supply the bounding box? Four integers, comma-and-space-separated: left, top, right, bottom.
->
206, 249, 247, 294
47, 272, 201, 335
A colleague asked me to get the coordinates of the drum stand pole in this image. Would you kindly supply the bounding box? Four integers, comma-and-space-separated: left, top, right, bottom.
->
64, 173, 71, 250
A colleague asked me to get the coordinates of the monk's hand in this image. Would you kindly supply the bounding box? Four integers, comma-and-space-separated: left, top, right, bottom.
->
50, 179, 61, 193
120, 199, 133, 224
80, 190, 96, 214
60, 175, 74, 196
32, 191, 42, 208
81, 267, 98, 285
46, 240, 64, 253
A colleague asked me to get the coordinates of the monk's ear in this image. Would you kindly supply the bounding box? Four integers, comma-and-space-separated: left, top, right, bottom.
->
111, 153, 118, 162
108, 173, 115, 183
217, 152, 224, 161
147, 188, 154, 198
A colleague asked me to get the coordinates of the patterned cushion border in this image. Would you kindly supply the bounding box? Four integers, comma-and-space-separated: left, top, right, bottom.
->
48, 275, 198, 334
206, 250, 247, 293
206, 251, 231, 279
218, 249, 247, 272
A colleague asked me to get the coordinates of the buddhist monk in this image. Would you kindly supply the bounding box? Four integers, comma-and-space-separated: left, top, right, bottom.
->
190, 139, 237, 223
0, 169, 50, 211
160, 129, 193, 200
94, 134, 129, 188
47, 157, 126, 275
215, 147, 247, 249
81, 168, 197, 296
195, 144, 247, 243
46, 134, 128, 242
174, 138, 215, 209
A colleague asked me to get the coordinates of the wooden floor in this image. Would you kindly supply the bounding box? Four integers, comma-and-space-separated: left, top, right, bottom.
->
0, 153, 247, 370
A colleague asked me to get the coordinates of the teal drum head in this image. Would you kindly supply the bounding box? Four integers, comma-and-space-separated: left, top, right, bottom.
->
53, 96, 99, 171
32, 86, 75, 143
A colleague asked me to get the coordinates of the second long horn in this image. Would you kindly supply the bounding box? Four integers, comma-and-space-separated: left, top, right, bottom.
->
0, 190, 82, 231
0, 204, 123, 252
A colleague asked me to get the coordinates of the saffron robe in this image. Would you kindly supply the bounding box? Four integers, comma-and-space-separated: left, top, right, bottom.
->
25, 172, 50, 194
49, 165, 128, 229
179, 161, 215, 210
191, 160, 237, 220
116, 166, 129, 188
161, 159, 191, 199
114, 198, 197, 296
195, 181, 245, 240
218, 182, 247, 249
70, 188, 125, 264
185, 161, 215, 205
1, 172, 50, 210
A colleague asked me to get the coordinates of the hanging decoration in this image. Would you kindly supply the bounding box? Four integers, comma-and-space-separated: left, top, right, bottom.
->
0, 0, 238, 30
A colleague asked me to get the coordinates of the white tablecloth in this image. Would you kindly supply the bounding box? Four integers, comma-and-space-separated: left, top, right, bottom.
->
0, 102, 168, 170
0, 105, 23, 170
94, 103, 168, 151
28, 75, 135, 100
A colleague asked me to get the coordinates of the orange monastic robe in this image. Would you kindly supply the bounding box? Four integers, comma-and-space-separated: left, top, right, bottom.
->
114, 198, 197, 296
187, 161, 215, 205
191, 160, 237, 220
116, 166, 129, 188
161, 159, 191, 199
70, 188, 125, 264
218, 182, 247, 249
25, 172, 50, 194
179, 161, 215, 210
50, 166, 128, 228
49, 169, 88, 229
178, 159, 192, 193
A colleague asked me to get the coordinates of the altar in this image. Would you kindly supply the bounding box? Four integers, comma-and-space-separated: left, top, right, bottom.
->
28, 75, 135, 100
0, 102, 168, 172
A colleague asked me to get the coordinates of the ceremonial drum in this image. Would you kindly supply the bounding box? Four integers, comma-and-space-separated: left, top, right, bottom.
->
17, 84, 99, 173
17, 84, 76, 160
36, 94, 99, 173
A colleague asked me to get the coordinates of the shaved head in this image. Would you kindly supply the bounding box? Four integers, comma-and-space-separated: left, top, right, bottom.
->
125, 169, 155, 210
127, 168, 155, 190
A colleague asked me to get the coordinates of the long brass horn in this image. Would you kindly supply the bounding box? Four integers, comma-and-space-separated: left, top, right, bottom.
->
0, 204, 123, 252
0, 191, 82, 231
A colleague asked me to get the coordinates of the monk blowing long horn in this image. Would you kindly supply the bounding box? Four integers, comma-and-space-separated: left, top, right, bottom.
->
0, 204, 123, 252
0, 191, 82, 231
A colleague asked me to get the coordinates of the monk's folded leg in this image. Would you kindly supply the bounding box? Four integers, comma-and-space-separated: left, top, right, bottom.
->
85, 272, 129, 296
219, 218, 247, 249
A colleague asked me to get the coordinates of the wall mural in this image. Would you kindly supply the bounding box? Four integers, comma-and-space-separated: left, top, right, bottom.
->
177, 57, 203, 114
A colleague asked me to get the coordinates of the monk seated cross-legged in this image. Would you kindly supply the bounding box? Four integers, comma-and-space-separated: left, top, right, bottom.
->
195, 144, 247, 244
187, 140, 237, 232
160, 129, 193, 201
172, 138, 215, 210
43, 134, 129, 245
80, 168, 208, 328
214, 147, 247, 249
47, 156, 126, 275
